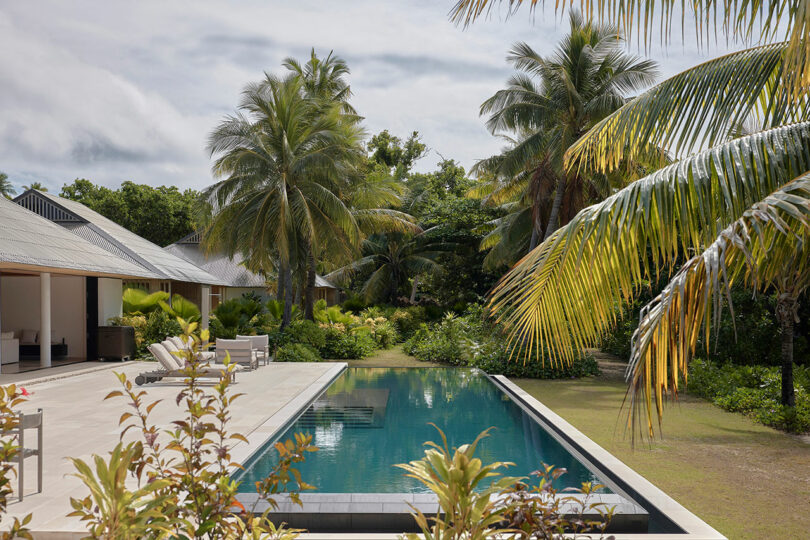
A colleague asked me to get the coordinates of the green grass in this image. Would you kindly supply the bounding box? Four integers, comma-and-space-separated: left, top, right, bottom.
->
515, 369, 810, 539
357, 348, 810, 538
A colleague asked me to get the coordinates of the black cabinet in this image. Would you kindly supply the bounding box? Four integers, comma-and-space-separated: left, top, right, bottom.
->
97, 326, 135, 362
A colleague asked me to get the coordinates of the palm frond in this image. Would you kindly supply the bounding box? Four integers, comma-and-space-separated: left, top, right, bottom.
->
488, 122, 810, 366
566, 43, 808, 174
450, 0, 809, 102
627, 172, 810, 439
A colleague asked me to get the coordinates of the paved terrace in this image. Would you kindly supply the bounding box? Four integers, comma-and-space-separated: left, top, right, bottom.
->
1, 361, 345, 538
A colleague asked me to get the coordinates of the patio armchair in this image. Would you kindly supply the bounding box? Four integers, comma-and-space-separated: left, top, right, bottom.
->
14, 408, 43, 501
136, 343, 238, 386
215, 338, 259, 370
235, 334, 271, 365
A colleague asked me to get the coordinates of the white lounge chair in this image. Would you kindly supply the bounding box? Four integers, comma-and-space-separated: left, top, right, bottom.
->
235, 334, 271, 365
165, 337, 216, 362
215, 338, 258, 370
136, 343, 237, 385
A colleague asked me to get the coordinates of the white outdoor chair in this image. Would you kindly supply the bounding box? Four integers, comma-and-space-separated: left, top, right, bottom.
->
215, 339, 258, 370
14, 408, 43, 501
235, 334, 271, 365
165, 337, 216, 362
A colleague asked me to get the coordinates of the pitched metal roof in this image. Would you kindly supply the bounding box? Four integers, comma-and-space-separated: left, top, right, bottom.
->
0, 196, 159, 278
165, 232, 338, 289
15, 191, 225, 286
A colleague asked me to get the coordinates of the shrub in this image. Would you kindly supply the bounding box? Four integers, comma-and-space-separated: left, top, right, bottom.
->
471, 350, 600, 379
283, 320, 327, 350
320, 327, 376, 359
687, 359, 810, 433
389, 306, 427, 339
276, 343, 322, 363
342, 294, 366, 312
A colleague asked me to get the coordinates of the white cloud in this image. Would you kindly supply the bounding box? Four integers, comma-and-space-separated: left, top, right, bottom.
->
0, 1, 732, 193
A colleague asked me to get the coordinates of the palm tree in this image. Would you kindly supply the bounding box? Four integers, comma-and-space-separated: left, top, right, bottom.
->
474, 12, 658, 261
327, 230, 450, 305
0, 172, 14, 199
203, 73, 363, 328
22, 181, 47, 192
450, 0, 808, 104
486, 41, 809, 438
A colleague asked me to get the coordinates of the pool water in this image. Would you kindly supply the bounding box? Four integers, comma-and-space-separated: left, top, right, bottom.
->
236, 367, 608, 493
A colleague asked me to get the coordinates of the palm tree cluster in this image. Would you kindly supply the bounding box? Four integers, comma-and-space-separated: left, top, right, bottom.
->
202, 51, 418, 327
470, 12, 659, 269
457, 0, 810, 437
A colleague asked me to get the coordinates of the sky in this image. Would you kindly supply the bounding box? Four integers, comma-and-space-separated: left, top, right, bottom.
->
0, 1, 732, 194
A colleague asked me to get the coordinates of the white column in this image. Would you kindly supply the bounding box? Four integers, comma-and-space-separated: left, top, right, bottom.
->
200, 285, 210, 331
40, 272, 51, 368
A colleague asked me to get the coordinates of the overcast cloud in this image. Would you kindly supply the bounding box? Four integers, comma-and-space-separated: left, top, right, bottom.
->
0, 1, 730, 193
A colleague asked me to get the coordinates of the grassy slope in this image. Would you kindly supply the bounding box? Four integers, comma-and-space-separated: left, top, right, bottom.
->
358, 347, 810, 538
514, 368, 810, 539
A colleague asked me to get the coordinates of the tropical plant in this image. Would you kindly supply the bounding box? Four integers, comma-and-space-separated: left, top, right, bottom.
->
0, 172, 15, 199
450, 0, 809, 106
203, 68, 363, 329
122, 287, 170, 315
70, 320, 317, 538
159, 294, 201, 323
0, 385, 33, 540
327, 230, 450, 305
471, 11, 658, 267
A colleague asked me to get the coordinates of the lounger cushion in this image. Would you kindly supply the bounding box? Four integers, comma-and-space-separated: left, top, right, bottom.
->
148, 343, 183, 371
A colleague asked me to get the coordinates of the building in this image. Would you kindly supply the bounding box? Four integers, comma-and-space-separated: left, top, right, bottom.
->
0, 195, 159, 371
165, 231, 341, 307
14, 190, 225, 329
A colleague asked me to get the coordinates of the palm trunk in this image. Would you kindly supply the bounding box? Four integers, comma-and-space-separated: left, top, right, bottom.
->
281, 264, 293, 329
543, 175, 566, 242
304, 249, 316, 320
775, 290, 798, 407
409, 276, 419, 304
276, 263, 286, 303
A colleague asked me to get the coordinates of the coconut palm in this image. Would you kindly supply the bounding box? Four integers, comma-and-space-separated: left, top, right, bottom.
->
474, 11, 658, 262
22, 181, 47, 192
450, 0, 809, 104
0, 172, 14, 199
327, 230, 451, 305
203, 73, 364, 328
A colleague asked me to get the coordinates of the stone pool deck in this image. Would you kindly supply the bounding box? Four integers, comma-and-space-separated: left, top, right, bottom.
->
2, 360, 346, 538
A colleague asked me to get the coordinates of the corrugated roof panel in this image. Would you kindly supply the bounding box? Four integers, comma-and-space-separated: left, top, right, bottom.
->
164, 243, 268, 288
32, 192, 225, 285
0, 197, 159, 278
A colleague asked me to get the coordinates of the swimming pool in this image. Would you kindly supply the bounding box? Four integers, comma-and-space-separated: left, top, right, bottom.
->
236, 367, 607, 493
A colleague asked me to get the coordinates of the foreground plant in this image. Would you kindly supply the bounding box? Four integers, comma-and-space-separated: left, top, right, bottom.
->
0, 385, 33, 539
397, 426, 613, 540
69, 318, 317, 539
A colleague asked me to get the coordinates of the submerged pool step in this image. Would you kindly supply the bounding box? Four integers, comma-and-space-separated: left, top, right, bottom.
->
297, 405, 378, 427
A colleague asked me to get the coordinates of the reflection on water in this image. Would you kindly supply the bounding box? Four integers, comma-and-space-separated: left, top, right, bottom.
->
237, 368, 607, 493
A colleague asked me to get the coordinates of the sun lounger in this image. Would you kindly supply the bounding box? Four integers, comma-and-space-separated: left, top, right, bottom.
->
168, 336, 216, 362
135, 343, 237, 385
236, 334, 271, 365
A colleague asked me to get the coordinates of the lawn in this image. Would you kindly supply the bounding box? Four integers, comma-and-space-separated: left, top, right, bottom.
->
514, 358, 810, 539
358, 348, 810, 539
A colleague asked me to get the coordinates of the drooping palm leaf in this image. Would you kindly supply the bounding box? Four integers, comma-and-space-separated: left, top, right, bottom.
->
487, 122, 810, 366
450, 0, 809, 103
626, 173, 810, 439
566, 43, 809, 174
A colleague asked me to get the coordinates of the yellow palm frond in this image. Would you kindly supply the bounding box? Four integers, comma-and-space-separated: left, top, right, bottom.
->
627, 173, 810, 439
487, 122, 810, 367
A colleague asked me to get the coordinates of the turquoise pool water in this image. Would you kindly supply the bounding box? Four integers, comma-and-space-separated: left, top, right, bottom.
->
236, 368, 608, 493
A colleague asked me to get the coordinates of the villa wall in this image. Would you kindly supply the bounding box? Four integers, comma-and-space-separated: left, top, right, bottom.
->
0, 274, 87, 358
223, 287, 270, 302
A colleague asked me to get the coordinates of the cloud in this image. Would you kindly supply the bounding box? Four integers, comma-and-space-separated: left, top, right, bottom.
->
0, 1, 734, 193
